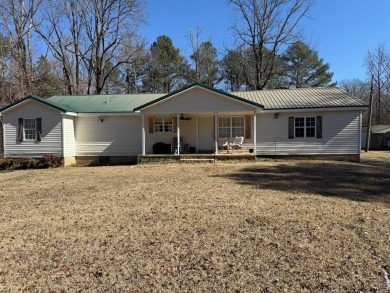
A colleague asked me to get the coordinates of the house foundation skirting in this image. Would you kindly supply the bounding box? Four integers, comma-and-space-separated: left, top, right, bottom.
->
65, 156, 138, 166
258, 154, 361, 162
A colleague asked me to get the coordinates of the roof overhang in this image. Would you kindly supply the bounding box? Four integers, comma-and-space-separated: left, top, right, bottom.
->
0, 96, 70, 114
73, 112, 140, 117
260, 106, 368, 113
133, 83, 264, 112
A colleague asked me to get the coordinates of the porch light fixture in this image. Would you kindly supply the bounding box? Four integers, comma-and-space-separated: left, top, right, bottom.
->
99, 116, 104, 122
274, 113, 279, 119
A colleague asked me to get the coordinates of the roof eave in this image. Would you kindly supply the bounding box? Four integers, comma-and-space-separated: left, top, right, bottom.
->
0, 95, 70, 114
261, 105, 368, 112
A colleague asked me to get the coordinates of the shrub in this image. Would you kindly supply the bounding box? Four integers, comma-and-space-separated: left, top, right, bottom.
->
0, 158, 17, 170
38, 154, 63, 168
0, 154, 63, 170
19, 157, 39, 169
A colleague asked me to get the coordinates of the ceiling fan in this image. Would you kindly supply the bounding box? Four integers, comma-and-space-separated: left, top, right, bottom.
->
180, 114, 192, 121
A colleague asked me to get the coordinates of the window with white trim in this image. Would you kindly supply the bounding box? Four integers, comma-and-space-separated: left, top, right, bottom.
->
24, 118, 36, 140
295, 116, 315, 138
218, 116, 245, 138
154, 117, 173, 132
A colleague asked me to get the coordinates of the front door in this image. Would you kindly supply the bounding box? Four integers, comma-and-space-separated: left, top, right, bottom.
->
198, 117, 214, 152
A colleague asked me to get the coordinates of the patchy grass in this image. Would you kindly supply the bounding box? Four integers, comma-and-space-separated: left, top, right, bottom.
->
0, 152, 389, 292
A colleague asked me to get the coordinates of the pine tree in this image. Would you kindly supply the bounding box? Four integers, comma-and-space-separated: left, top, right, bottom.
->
281, 41, 334, 88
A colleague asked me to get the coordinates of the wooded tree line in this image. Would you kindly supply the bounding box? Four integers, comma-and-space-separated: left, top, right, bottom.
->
0, 0, 336, 106
340, 44, 390, 125
2, 0, 388, 127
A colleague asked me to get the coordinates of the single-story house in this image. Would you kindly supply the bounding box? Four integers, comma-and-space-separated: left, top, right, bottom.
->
0, 83, 368, 165
361, 124, 390, 150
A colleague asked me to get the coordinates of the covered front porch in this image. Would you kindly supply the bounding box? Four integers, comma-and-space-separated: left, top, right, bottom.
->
140, 112, 258, 156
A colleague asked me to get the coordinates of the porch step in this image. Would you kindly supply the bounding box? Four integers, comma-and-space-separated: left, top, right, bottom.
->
180, 158, 215, 163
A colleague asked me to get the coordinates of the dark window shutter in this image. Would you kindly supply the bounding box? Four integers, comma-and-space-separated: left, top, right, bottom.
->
245, 116, 251, 139
36, 118, 42, 141
288, 117, 294, 139
18, 118, 24, 141
316, 116, 322, 138
148, 117, 154, 133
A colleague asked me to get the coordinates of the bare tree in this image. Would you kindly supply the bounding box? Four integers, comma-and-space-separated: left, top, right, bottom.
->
80, 0, 146, 94
121, 37, 148, 94
0, 0, 42, 98
37, 0, 145, 95
339, 79, 370, 100
365, 43, 390, 124
36, 0, 81, 94
227, 0, 314, 90
186, 27, 203, 81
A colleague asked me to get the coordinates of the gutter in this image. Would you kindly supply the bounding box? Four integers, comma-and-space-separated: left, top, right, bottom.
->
261, 106, 368, 113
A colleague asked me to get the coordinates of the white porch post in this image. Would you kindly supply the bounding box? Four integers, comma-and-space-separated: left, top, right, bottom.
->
253, 111, 257, 155
214, 112, 218, 154
177, 113, 180, 155
141, 113, 145, 155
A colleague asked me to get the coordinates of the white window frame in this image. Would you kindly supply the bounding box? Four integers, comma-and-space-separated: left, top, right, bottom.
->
23, 118, 37, 141
154, 117, 173, 133
218, 116, 245, 138
294, 116, 316, 138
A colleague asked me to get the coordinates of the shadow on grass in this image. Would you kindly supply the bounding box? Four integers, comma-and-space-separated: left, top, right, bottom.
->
217, 158, 390, 205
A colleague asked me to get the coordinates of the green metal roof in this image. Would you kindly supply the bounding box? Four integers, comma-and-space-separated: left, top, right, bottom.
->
362, 124, 390, 134
0, 95, 75, 113
0, 85, 368, 115
232, 87, 368, 110
48, 93, 163, 113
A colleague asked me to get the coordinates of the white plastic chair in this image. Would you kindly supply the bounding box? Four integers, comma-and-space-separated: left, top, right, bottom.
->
218, 137, 229, 150
229, 136, 244, 150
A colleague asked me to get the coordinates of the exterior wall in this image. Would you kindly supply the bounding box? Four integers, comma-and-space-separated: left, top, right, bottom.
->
75, 115, 141, 156
63, 115, 76, 157
144, 87, 256, 114
256, 110, 361, 155
144, 115, 197, 154
3, 100, 62, 157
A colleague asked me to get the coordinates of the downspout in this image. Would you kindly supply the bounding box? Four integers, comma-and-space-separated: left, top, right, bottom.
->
1, 115, 6, 157
253, 110, 257, 155
177, 113, 180, 155
214, 112, 218, 154
61, 113, 65, 158
141, 113, 145, 155
358, 111, 362, 154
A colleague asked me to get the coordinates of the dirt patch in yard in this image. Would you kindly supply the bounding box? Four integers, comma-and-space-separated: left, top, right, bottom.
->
0, 152, 389, 291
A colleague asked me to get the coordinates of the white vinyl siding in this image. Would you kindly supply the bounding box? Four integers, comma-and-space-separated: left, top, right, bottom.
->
63, 115, 76, 157
145, 116, 197, 154
3, 100, 62, 157
255, 111, 361, 155
144, 87, 256, 114
75, 116, 141, 156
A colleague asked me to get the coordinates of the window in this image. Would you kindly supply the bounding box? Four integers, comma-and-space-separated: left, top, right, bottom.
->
24, 118, 36, 140
154, 117, 173, 133
294, 117, 316, 138
218, 117, 245, 138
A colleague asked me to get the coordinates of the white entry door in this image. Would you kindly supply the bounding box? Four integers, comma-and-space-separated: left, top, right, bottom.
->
198, 117, 214, 152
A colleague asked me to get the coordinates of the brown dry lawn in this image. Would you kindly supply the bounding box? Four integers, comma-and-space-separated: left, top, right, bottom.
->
0, 152, 389, 292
